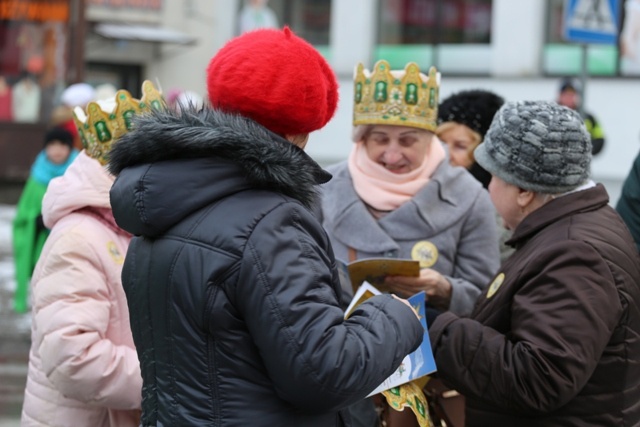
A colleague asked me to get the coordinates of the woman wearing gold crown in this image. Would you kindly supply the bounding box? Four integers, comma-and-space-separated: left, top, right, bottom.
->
318, 61, 500, 426
19, 82, 163, 427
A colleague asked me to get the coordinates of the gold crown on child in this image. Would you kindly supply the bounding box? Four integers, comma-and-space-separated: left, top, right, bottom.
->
353, 60, 440, 132
73, 80, 165, 165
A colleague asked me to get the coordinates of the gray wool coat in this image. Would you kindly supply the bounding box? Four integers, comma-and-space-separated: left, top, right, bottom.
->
319, 160, 500, 316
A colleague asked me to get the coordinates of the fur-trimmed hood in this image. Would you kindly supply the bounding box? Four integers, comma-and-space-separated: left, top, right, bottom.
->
108, 107, 331, 237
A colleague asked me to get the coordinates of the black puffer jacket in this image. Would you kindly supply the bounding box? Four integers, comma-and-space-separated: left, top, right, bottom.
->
108, 108, 423, 427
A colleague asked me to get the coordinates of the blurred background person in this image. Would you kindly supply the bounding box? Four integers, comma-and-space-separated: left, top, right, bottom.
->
621, 0, 640, 74
50, 82, 96, 151
437, 89, 514, 263
11, 127, 78, 313
556, 77, 605, 156
429, 101, 640, 426
617, 148, 640, 252
437, 89, 503, 189
19, 83, 158, 426
238, 0, 278, 34
12, 71, 40, 123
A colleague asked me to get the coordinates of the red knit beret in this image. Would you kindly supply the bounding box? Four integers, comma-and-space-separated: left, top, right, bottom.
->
206, 27, 338, 136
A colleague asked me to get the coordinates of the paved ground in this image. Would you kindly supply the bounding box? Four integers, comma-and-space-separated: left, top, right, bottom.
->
0, 204, 29, 425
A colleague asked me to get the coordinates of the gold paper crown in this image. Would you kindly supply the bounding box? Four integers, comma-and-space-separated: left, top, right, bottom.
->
73, 80, 165, 165
353, 60, 440, 132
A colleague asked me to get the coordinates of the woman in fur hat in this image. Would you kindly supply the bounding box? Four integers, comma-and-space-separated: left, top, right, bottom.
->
436, 89, 504, 189
437, 89, 514, 263
107, 28, 423, 426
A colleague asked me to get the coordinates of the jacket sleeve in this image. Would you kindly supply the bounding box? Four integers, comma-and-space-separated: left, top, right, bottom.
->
445, 190, 500, 316
429, 241, 621, 414
616, 151, 640, 252
234, 201, 424, 412
584, 113, 605, 155
33, 229, 142, 410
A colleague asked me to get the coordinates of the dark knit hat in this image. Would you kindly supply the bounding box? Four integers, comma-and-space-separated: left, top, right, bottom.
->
474, 101, 592, 193
206, 27, 338, 136
438, 89, 505, 138
44, 127, 74, 149
559, 77, 581, 93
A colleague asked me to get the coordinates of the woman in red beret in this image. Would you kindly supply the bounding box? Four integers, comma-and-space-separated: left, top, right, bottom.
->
107, 27, 424, 426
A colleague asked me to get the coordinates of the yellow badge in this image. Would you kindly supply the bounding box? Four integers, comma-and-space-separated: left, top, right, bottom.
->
411, 241, 438, 268
107, 241, 125, 264
486, 273, 505, 299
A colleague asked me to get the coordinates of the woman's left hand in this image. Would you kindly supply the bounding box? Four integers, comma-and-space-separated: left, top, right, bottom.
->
385, 268, 452, 309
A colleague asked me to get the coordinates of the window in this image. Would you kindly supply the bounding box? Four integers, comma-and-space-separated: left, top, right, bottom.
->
544, 0, 617, 76
85, 62, 143, 96
376, 0, 493, 75
378, 0, 491, 45
0, 0, 71, 124
237, 0, 332, 56
620, 0, 640, 76
543, 0, 638, 77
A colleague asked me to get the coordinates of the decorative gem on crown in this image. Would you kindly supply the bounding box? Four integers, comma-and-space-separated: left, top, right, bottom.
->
72, 80, 165, 165
353, 60, 440, 132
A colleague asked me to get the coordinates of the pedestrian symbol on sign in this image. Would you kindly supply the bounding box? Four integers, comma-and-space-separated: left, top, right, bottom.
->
568, 0, 617, 32
564, 0, 620, 45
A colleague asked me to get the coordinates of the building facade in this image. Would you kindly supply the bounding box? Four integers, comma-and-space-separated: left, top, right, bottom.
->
116, 0, 640, 203
2, 0, 637, 203
0, 0, 85, 180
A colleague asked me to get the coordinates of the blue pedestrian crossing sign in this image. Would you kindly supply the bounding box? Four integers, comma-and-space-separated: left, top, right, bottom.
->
563, 0, 620, 44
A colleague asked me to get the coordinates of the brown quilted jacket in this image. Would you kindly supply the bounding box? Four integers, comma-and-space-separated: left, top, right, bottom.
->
430, 184, 640, 426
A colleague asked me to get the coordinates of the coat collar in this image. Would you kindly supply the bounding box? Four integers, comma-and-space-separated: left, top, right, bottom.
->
507, 184, 610, 247
322, 161, 485, 252
108, 107, 331, 209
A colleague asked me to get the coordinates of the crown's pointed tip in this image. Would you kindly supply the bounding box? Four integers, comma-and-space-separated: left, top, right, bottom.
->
352, 61, 439, 131
72, 80, 165, 165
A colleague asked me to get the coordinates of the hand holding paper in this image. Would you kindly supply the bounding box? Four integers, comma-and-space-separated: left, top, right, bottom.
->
386, 268, 452, 309
344, 282, 437, 395
345, 282, 438, 427
391, 294, 420, 320
336, 258, 420, 295
367, 289, 437, 396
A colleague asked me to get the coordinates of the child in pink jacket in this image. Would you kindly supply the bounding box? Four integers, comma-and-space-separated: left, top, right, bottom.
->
20, 100, 142, 425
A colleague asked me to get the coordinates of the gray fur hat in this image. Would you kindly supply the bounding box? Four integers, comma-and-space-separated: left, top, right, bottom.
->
474, 101, 591, 193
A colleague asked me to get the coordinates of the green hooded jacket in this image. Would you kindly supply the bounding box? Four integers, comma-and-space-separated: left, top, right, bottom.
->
12, 177, 49, 313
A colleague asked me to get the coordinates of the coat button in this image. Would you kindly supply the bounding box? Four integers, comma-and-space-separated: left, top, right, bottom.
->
384, 250, 396, 258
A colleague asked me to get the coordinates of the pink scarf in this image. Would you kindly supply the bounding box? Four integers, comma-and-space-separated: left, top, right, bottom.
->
348, 137, 446, 211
